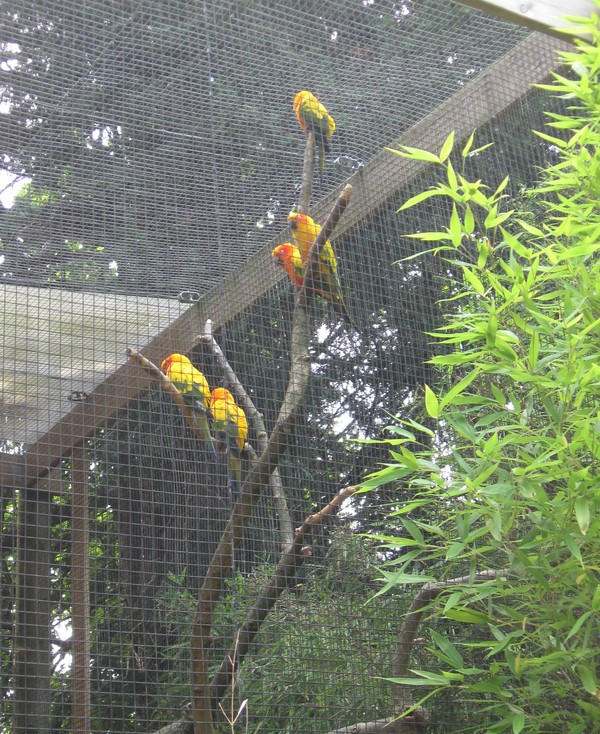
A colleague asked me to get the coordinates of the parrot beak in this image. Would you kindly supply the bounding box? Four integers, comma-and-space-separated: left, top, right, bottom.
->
272, 253, 283, 267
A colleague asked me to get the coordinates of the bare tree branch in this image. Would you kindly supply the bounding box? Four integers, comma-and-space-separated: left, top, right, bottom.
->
189, 141, 353, 732
198, 321, 294, 548
321, 568, 514, 734
391, 568, 513, 710
323, 712, 428, 734
189, 305, 310, 732
126, 348, 215, 447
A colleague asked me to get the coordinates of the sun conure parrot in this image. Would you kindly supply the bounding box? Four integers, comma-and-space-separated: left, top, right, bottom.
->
209, 387, 248, 498
160, 353, 218, 461
272, 240, 349, 314
271, 242, 305, 289
293, 90, 336, 179
287, 211, 354, 325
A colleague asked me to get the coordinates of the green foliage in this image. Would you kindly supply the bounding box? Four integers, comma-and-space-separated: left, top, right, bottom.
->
221, 531, 396, 734
364, 14, 600, 734
118, 530, 403, 734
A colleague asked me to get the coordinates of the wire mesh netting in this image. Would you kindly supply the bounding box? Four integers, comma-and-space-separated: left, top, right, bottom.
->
0, 0, 574, 732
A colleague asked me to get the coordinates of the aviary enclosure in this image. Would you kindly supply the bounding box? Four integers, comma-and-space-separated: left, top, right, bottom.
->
0, 1, 581, 732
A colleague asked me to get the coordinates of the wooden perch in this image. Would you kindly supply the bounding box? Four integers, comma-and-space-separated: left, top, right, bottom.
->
189, 311, 309, 732
323, 716, 426, 734
321, 569, 513, 734
391, 568, 512, 709
198, 321, 294, 548
126, 348, 213, 446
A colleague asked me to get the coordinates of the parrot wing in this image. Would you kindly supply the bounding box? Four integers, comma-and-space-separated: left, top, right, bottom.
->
210, 399, 246, 498
315, 261, 354, 326
314, 243, 355, 327
299, 99, 335, 151
169, 377, 217, 461
289, 250, 305, 288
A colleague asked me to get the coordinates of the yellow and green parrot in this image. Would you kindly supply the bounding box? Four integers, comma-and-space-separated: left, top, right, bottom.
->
293, 90, 336, 179
160, 353, 218, 461
287, 211, 354, 325
209, 387, 248, 498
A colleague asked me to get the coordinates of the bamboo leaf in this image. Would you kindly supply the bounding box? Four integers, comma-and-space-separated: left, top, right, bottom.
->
398, 189, 445, 211
440, 369, 480, 410
424, 384, 440, 418
462, 265, 485, 295
387, 145, 441, 163
461, 130, 476, 158
439, 131, 455, 162
575, 497, 590, 535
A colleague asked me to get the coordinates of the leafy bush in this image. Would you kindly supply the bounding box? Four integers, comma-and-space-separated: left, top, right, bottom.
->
362, 12, 600, 734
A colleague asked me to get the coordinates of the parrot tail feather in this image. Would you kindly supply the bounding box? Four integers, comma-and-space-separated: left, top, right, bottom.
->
229, 453, 242, 499
332, 298, 357, 329
192, 412, 219, 463
318, 146, 325, 185
208, 439, 219, 463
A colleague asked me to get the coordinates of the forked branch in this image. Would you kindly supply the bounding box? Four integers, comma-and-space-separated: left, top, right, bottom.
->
198, 321, 294, 548
189, 148, 353, 733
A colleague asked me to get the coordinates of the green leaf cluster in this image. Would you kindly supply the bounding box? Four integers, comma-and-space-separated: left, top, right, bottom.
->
366, 10, 600, 734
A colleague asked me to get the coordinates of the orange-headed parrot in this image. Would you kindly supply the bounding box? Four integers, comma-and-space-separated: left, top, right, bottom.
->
161, 353, 218, 461
272, 242, 305, 289
209, 387, 248, 498
293, 90, 336, 179
287, 211, 354, 325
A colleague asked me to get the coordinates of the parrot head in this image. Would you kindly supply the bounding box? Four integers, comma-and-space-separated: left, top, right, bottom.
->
210, 387, 235, 407
288, 211, 306, 231
161, 353, 190, 373
272, 243, 293, 268
293, 90, 310, 113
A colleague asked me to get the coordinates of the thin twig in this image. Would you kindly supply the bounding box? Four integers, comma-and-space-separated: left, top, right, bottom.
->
198, 321, 294, 548
126, 348, 210, 445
